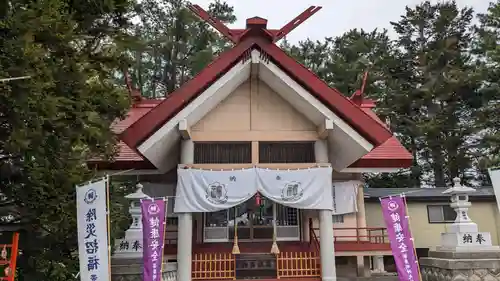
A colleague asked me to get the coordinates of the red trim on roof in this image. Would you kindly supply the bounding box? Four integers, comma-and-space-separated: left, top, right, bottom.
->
112, 101, 159, 134
120, 36, 393, 151
348, 136, 413, 168
120, 39, 255, 149
257, 39, 392, 145
345, 108, 412, 168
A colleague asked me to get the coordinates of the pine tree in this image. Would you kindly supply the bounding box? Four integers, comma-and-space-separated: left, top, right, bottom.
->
390, 1, 481, 186
475, 0, 500, 184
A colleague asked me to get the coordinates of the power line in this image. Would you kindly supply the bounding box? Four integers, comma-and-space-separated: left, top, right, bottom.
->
0, 76, 32, 83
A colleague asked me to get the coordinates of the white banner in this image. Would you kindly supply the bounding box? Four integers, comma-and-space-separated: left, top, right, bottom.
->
174, 167, 333, 212
333, 180, 359, 214
76, 178, 110, 281
256, 167, 333, 210
488, 168, 500, 216
174, 168, 257, 213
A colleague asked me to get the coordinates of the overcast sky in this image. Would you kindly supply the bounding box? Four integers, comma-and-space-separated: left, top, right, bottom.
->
192, 0, 492, 43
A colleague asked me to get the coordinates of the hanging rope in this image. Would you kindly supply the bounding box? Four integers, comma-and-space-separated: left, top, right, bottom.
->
270, 202, 280, 254
231, 206, 240, 254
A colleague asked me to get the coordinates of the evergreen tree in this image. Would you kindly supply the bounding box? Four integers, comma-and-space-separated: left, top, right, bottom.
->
391, 1, 482, 187
124, 0, 236, 97
475, 0, 500, 184
282, 30, 420, 188
0, 0, 135, 279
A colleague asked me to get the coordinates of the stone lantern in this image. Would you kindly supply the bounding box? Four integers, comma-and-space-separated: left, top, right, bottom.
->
111, 183, 177, 281
113, 183, 150, 258
420, 178, 500, 281
438, 177, 498, 251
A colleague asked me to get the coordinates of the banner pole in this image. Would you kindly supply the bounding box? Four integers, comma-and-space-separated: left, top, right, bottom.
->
105, 175, 112, 281
160, 198, 168, 279
403, 195, 422, 281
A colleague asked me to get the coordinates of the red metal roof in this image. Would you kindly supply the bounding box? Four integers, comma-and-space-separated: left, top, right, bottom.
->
348, 106, 412, 168
119, 34, 393, 151
112, 100, 161, 134
349, 135, 413, 168
88, 101, 158, 170
92, 24, 412, 170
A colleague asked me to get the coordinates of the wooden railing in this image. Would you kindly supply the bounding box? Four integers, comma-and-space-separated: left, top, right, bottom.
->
332, 227, 388, 244
191, 253, 236, 280
309, 218, 388, 245
276, 252, 321, 279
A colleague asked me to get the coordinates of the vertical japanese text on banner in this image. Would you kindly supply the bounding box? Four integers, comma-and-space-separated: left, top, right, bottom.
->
76, 178, 111, 281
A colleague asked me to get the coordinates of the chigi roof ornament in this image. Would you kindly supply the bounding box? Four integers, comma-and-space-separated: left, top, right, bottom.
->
187, 4, 322, 43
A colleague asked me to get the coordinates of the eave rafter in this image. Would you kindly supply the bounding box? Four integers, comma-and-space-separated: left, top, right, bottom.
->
317, 119, 334, 140
178, 119, 191, 140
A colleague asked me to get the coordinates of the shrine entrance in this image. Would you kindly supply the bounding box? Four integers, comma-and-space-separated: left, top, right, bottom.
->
203, 195, 300, 243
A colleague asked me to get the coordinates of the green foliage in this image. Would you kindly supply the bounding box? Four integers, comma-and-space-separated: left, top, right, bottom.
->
283, 1, 499, 188
474, 0, 500, 185
390, 1, 481, 187
1, 1, 500, 280
0, 0, 135, 280
122, 0, 237, 98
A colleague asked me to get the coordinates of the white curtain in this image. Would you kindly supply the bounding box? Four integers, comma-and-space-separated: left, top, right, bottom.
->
174, 168, 257, 213
256, 167, 333, 210
332, 180, 360, 214
174, 167, 334, 212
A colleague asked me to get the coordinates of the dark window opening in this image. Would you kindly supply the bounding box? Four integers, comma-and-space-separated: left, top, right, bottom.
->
416, 248, 429, 258
259, 142, 315, 163
427, 205, 457, 223
194, 142, 252, 164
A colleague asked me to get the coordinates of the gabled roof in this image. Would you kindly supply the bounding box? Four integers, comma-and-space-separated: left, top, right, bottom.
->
120, 35, 394, 151
94, 10, 413, 171
91, 98, 412, 170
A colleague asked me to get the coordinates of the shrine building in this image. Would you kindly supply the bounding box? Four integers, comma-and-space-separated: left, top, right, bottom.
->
90, 5, 413, 281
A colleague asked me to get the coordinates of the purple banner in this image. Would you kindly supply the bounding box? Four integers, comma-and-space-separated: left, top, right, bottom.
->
142, 199, 167, 281
380, 195, 419, 281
